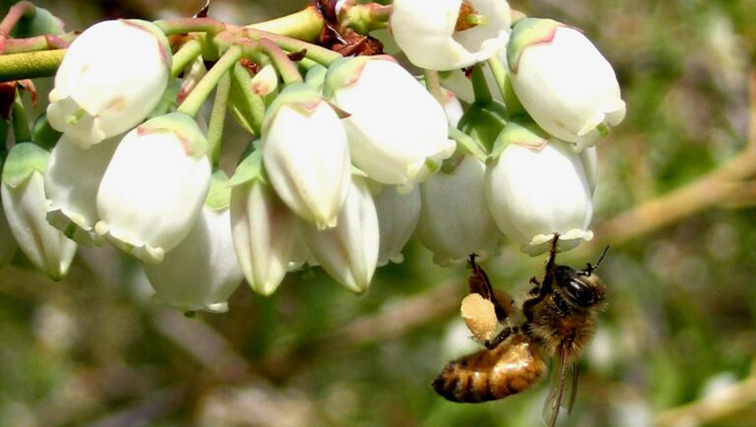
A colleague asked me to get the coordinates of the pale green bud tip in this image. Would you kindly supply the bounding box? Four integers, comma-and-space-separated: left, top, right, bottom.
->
490, 119, 550, 160
137, 112, 208, 158
121, 19, 173, 70
507, 18, 562, 74
1, 143, 50, 187
262, 83, 324, 133
323, 56, 396, 98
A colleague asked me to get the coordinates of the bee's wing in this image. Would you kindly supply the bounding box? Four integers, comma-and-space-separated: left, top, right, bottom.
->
542, 348, 578, 427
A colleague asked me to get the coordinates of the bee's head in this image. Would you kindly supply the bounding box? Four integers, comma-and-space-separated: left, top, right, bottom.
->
555, 246, 609, 308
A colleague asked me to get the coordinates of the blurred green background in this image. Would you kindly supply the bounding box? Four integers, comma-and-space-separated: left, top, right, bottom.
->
2, 0, 756, 426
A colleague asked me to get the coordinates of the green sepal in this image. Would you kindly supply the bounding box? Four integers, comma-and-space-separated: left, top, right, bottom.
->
138, 112, 207, 158
11, 7, 64, 38
440, 151, 465, 174
123, 19, 173, 70
448, 127, 487, 162
510, 9, 527, 27
261, 83, 323, 135
31, 113, 62, 150
229, 149, 266, 187
322, 56, 373, 99
458, 100, 508, 152
229, 63, 267, 136
507, 18, 561, 74
489, 117, 550, 161
1, 142, 49, 188
305, 64, 328, 90
205, 169, 231, 210
148, 78, 182, 119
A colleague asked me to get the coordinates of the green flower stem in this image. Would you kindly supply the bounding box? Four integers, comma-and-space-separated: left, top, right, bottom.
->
31, 114, 61, 150
2, 32, 75, 54
260, 38, 302, 85
487, 56, 523, 116
0, 48, 65, 82
448, 126, 487, 162
155, 17, 226, 36
247, 5, 324, 42
207, 71, 230, 167
170, 38, 203, 79
340, 2, 392, 34
0, 1, 37, 52
242, 28, 341, 66
470, 64, 492, 105
231, 62, 265, 135
178, 44, 245, 117
423, 69, 444, 105
11, 89, 30, 143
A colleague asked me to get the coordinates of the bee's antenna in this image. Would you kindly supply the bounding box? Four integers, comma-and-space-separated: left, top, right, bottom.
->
584, 246, 610, 274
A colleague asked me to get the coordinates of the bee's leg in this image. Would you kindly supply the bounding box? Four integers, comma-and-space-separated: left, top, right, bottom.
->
529, 277, 541, 295
522, 235, 560, 321
484, 326, 513, 350
468, 254, 511, 321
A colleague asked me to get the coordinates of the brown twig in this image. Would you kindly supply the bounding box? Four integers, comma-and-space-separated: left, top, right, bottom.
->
587, 70, 756, 249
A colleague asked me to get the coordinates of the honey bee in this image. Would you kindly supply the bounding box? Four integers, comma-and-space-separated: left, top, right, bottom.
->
432, 234, 609, 427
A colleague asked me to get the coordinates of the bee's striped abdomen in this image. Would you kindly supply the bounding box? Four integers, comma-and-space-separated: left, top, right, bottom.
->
432, 335, 546, 403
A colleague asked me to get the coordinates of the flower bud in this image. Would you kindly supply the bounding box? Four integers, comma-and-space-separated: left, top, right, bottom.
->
144, 171, 242, 313
0, 195, 18, 269
44, 135, 119, 246
95, 112, 211, 263
262, 83, 351, 230
390, 0, 511, 71
300, 176, 379, 294
230, 152, 297, 296
325, 57, 455, 188
441, 87, 464, 128
508, 18, 625, 150
415, 155, 501, 266
47, 19, 171, 148
1, 143, 77, 279
373, 183, 421, 266
485, 120, 594, 255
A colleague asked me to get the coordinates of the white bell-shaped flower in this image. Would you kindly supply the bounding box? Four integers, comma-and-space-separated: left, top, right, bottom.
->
44, 135, 119, 246
300, 176, 379, 294
1, 143, 77, 279
0, 193, 19, 269
230, 152, 297, 296
95, 112, 211, 263
373, 183, 421, 266
485, 120, 594, 256
325, 57, 455, 188
390, 0, 511, 71
508, 18, 625, 151
415, 155, 501, 266
262, 83, 351, 230
144, 172, 242, 313
47, 19, 171, 148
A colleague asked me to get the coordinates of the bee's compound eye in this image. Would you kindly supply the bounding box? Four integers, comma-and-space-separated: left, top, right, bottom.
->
564, 279, 596, 307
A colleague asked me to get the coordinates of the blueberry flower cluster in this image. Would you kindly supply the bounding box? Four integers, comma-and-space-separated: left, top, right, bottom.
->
0, 0, 624, 312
